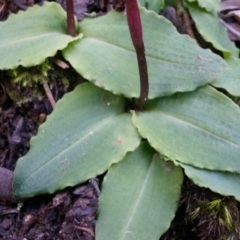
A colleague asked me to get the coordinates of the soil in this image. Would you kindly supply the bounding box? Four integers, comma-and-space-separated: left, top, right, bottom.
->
0, 1, 240, 239
0, 60, 99, 239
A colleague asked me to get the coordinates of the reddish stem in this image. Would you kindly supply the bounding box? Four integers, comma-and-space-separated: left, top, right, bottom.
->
66, 0, 76, 37
125, 0, 149, 110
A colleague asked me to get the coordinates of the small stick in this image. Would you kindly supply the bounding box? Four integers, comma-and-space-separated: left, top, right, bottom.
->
73, 225, 95, 236
0, 0, 6, 14
182, 10, 195, 39
177, 0, 195, 39
42, 78, 56, 108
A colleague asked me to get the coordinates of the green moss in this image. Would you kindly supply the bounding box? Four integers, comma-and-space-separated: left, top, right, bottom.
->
161, 179, 239, 240
2, 59, 69, 106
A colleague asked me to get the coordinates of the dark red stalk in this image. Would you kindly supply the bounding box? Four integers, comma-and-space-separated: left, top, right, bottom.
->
66, 0, 76, 37
125, 0, 149, 110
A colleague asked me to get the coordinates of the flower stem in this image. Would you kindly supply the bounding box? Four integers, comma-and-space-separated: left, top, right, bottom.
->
66, 0, 76, 37
125, 0, 149, 110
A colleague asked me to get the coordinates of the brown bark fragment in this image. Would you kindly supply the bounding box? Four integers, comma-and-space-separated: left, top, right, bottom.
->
0, 167, 16, 202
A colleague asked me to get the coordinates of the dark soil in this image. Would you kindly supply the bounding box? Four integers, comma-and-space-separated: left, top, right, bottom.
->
0, 63, 98, 239
0, 1, 240, 239
0, 1, 107, 239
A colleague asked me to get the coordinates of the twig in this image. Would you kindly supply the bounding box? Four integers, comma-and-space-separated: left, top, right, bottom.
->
42, 78, 56, 108
0, 0, 6, 14
73, 225, 95, 236
177, 0, 195, 39
182, 10, 195, 39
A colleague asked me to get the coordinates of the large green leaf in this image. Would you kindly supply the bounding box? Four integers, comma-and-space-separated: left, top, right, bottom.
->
138, 0, 164, 12
96, 142, 183, 240
212, 57, 240, 96
185, 0, 238, 57
180, 163, 240, 201
13, 83, 141, 198
0, 2, 81, 70
132, 85, 240, 173
187, 0, 220, 11
63, 7, 227, 99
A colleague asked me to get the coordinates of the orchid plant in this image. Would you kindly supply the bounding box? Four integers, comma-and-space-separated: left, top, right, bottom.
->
1, 0, 240, 239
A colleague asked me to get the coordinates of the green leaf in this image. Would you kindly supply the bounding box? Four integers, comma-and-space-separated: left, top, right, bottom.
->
185, 0, 238, 57
138, 0, 164, 12
164, 0, 175, 6
96, 142, 183, 240
132, 85, 240, 173
212, 57, 240, 96
63, 7, 227, 99
186, 0, 220, 12
181, 163, 240, 201
13, 83, 141, 198
0, 2, 81, 70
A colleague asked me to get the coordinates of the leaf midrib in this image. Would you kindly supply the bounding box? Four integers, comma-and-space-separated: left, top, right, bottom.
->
0, 32, 68, 47
120, 158, 153, 240
149, 109, 240, 149
18, 113, 123, 186
83, 37, 206, 67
